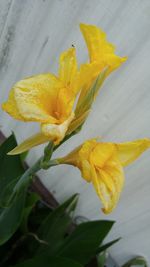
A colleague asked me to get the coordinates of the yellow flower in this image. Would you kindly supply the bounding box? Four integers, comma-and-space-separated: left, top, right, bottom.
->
2, 48, 81, 154
76, 23, 127, 106
69, 23, 127, 131
60, 138, 150, 214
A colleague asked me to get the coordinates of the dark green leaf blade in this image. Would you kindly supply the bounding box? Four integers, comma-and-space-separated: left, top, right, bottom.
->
0, 189, 26, 245
11, 256, 83, 267
20, 192, 40, 233
97, 237, 121, 254
0, 134, 24, 207
32, 194, 79, 254
58, 220, 115, 265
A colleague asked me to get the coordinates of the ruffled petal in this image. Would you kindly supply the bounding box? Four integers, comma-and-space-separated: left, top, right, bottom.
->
11, 73, 62, 123
78, 140, 97, 182
91, 155, 124, 214
80, 23, 112, 62
2, 88, 24, 121
116, 138, 150, 167
80, 23, 127, 73
90, 142, 115, 168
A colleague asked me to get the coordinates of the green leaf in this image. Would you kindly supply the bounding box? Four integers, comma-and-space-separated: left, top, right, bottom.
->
0, 188, 26, 245
0, 135, 24, 207
0, 177, 18, 207
58, 220, 115, 265
97, 251, 107, 267
122, 256, 148, 267
20, 192, 40, 233
97, 237, 121, 254
28, 202, 52, 228
11, 255, 83, 267
32, 194, 79, 254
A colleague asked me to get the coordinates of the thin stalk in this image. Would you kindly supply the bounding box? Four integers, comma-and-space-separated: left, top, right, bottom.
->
13, 154, 59, 194
13, 157, 43, 194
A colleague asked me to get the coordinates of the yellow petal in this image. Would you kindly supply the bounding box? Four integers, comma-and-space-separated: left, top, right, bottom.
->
79, 139, 97, 161
80, 23, 111, 62
78, 140, 97, 182
80, 23, 127, 73
55, 87, 75, 122
59, 145, 82, 166
8, 133, 50, 155
91, 155, 124, 214
59, 47, 79, 95
2, 88, 24, 121
41, 112, 74, 145
61, 139, 96, 181
9, 73, 62, 123
116, 138, 150, 167
90, 142, 115, 168
78, 62, 102, 93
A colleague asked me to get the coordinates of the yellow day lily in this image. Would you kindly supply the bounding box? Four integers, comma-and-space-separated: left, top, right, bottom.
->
59, 138, 150, 214
2, 24, 126, 155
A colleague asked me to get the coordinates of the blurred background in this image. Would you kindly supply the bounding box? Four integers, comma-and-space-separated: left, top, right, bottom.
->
0, 0, 150, 264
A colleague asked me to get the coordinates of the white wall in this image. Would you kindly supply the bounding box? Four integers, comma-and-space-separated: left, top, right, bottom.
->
0, 0, 150, 264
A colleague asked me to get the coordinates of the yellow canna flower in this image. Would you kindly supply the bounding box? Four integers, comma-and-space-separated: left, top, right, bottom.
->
76, 23, 127, 106
60, 138, 150, 214
69, 23, 127, 131
2, 48, 82, 154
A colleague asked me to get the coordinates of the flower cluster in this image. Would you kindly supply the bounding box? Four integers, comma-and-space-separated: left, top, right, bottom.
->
2, 24, 150, 214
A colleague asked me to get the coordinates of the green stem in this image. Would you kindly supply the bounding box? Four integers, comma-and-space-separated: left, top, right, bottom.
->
13, 157, 59, 195
43, 141, 54, 163
13, 157, 43, 194
40, 159, 59, 170
13, 142, 58, 195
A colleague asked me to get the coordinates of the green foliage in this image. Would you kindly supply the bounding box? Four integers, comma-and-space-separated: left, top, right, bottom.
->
11, 256, 83, 267
0, 190, 118, 266
57, 220, 114, 265
0, 135, 24, 207
0, 188, 26, 245
34, 194, 79, 255
20, 193, 40, 233
0, 135, 28, 245
97, 237, 121, 254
